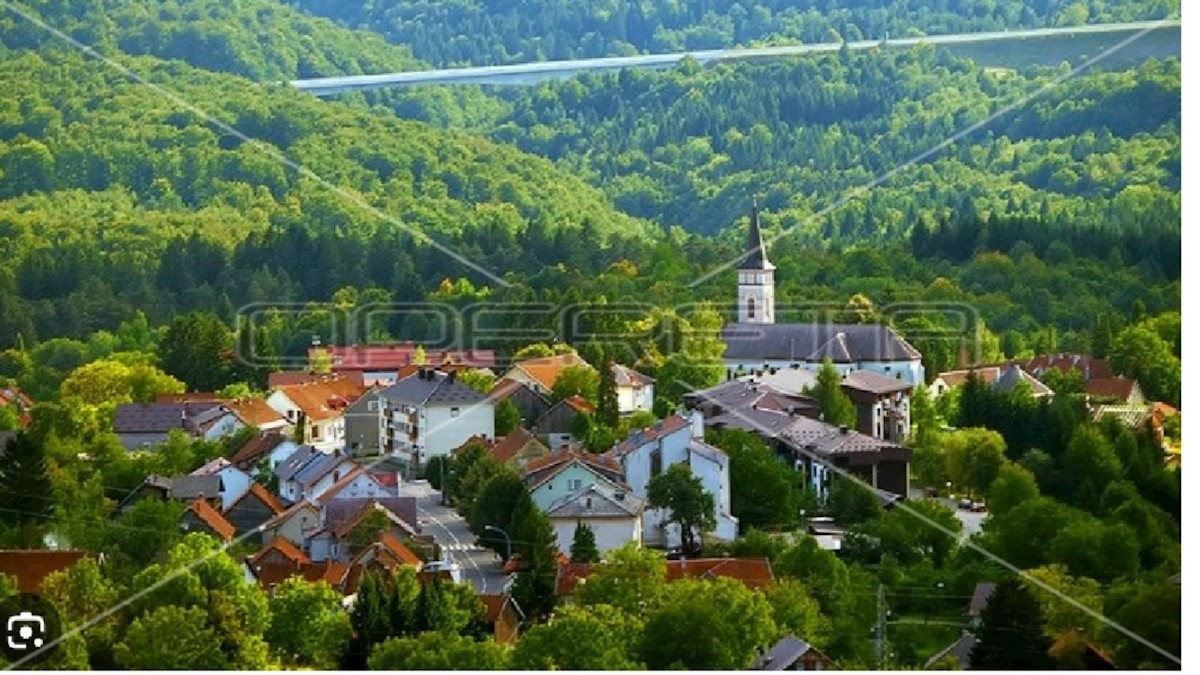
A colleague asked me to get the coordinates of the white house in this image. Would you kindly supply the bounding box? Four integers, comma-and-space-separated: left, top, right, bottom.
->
603, 412, 738, 547
545, 482, 645, 555
188, 458, 252, 512
721, 203, 924, 386
379, 369, 494, 463
265, 376, 365, 452
612, 364, 655, 414
523, 449, 628, 512
230, 433, 301, 474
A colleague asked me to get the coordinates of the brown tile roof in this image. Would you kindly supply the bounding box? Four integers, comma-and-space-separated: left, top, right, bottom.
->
554, 562, 594, 596
225, 483, 286, 518
187, 498, 236, 541
230, 432, 291, 469
488, 378, 538, 401
935, 366, 1003, 389
248, 537, 311, 567
276, 376, 367, 421
312, 344, 497, 371
250, 560, 351, 592
1085, 377, 1140, 401
489, 427, 546, 464
511, 353, 591, 391
0, 550, 89, 593
523, 446, 624, 484
666, 558, 774, 589
226, 397, 288, 427
376, 533, 423, 567
564, 395, 595, 414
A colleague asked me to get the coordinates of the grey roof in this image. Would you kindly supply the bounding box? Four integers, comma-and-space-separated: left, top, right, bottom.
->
993, 365, 1054, 397
544, 482, 645, 519
612, 363, 654, 387
842, 370, 913, 395
113, 402, 224, 434
926, 632, 976, 669
167, 475, 222, 500
722, 323, 921, 363
379, 370, 486, 407
324, 498, 419, 535
753, 635, 816, 670
740, 199, 774, 271
274, 445, 323, 482
293, 452, 352, 487
968, 582, 996, 616
780, 417, 906, 459
688, 438, 729, 469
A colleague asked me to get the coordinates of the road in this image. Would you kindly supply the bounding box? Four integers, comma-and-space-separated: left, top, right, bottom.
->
402, 479, 511, 594
289, 20, 1179, 95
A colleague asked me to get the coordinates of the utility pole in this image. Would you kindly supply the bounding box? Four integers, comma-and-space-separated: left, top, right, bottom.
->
875, 583, 888, 668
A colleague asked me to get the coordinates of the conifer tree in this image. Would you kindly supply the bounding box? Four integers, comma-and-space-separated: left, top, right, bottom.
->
569, 521, 600, 563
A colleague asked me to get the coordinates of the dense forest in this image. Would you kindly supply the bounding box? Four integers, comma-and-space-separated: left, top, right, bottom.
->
284, 0, 1180, 66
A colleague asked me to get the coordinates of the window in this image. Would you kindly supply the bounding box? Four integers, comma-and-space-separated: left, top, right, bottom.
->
650, 448, 662, 477
450, 407, 460, 418
310, 425, 320, 440
568, 478, 582, 491
747, 296, 756, 319
367, 400, 379, 412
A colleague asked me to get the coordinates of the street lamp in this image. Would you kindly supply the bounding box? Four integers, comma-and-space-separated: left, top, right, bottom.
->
484, 525, 512, 562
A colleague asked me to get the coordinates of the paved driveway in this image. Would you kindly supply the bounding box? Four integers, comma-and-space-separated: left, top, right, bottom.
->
402, 480, 511, 594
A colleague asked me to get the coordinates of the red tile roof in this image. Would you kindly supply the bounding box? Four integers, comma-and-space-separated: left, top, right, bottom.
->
311, 344, 496, 371
250, 560, 351, 592
248, 537, 311, 567
226, 397, 288, 427
510, 353, 591, 391
268, 371, 366, 389
0, 550, 88, 593
489, 427, 546, 464
377, 533, 423, 567
666, 558, 774, 589
522, 446, 624, 483
1085, 377, 1140, 402
564, 395, 595, 414
276, 376, 367, 421
187, 498, 236, 541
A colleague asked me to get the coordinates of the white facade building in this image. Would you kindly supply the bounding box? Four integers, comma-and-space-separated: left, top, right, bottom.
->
379, 369, 494, 463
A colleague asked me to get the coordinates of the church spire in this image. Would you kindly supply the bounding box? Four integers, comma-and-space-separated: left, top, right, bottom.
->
741, 195, 774, 270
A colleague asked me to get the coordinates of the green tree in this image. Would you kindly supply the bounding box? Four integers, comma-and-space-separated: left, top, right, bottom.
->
367, 632, 509, 670
969, 577, 1054, 670
494, 398, 520, 435
41, 557, 119, 668
160, 312, 233, 392
710, 428, 801, 531
551, 364, 600, 405
807, 358, 856, 427
647, 463, 716, 554
1110, 322, 1181, 405
0, 432, 53, 546
575, 543, 668, 614
343, 571, 394, 669
512, 603, 643, 669
510, 499, 560, 620
987, 462, 1040, 517
115, 606, 229, 669
941, 427, 1007, 498
266, 577, 351, 668
569, 520, 600, 563
596, 362, 620, 428
641, 578, 777, 669
825, 477, 882, 526
1061, 425, 1123, 513
764, 579, 832, 648
1022, 565, 1104, 640
469, 469, 527, 559
457, 368, 495, 394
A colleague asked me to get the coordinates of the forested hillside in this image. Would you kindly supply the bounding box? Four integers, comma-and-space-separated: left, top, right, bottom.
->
285, 0, 1179, 66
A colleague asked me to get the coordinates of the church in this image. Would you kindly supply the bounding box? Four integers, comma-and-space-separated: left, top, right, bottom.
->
721, 203, 926, 385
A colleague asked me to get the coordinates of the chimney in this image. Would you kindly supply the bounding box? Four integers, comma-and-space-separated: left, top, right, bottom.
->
839, 425, 849, 435
614, 490, 625, 501
446, 370, 457, 383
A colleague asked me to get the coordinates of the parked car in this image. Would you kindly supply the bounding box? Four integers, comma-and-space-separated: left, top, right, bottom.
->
958, 498, 973, 510
970, 502, 987, 513
923, 486, 939, 498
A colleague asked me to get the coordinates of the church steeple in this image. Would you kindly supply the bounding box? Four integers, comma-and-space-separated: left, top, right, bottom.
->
737, 197, 775, 324
741, 195, 774, 271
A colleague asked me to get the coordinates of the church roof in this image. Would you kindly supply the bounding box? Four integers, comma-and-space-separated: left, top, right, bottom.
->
722, 323, 922, 363
740, 199, 775, 271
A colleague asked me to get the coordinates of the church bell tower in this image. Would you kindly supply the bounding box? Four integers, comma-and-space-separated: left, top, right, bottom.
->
737, 198, 775, 324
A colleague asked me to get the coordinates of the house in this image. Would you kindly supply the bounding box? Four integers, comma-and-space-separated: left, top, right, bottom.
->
684, 379, 912, 500
500, 352, 592, 397
308, 344, 497, 386
487, 426, 550, 473
120, 474, 226, 512
753, 634, 834, 671
612, 364, 655, 414
291, 450, 360, 503
524, 447, 627, 511
343, 387, 386, 456
266, 375, 366, 451
1084, 377, 1145, 404
1021, 353, 1113, 381
230, 433, 299, 474
0, 386, 33, 427
930, 364, 1054, 399
313, 466, 397, 505
307, 501, 419, 563
189, 458, 252, 511
223, 483, 286, 540
113, 401, 244, 450
181, 497, 236, 542
532, 395, 594, 448
268, 370, 365, 389
479, 594, 525, 645
273, 445, 324, 503
926, 631, 977, 669
488, 378, 551, 428
545, 482, 646, 555
555, 556, 773, 598
722, 203, 924, 385
225, 397, 290, 433
0, 550, 90, 593
378, 369, 494, 463
260, 501, 321, 549
746, 367, 912, 442
603, 413, 739, 546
